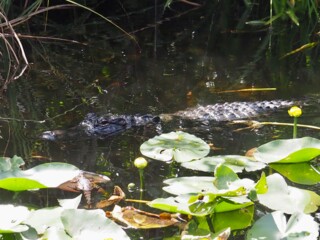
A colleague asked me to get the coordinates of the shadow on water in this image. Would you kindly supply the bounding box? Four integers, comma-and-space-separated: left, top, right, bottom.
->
0, 2, 320, 238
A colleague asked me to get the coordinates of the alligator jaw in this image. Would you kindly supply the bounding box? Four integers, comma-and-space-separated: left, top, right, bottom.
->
40, 129, 68, 141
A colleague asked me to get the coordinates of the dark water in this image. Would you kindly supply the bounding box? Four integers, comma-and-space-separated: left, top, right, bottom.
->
1, 9, 320, 238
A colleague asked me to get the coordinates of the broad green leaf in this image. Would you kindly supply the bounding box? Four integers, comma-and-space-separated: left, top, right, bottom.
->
23, 162, 80, 187
254, 172, 268, 194
163, 176, 216, 195
254, 137, 320, 163
214, 198, 253, 212
42, 226, 72, 240
24, 207, 64, 234
212, 205, 254, 232
148, 195, 193, 215
25, 207, 130, 239
0, 156, 24, 172
0, 205, 30, 233
270, 163, 320, 185
0, 177, 47, 191
213, 164, 239, 189
181, 155, 266, 173
0, 162, 80, 191
181, 218, 213, 239
188, 191, 253, 215
257, 173, 320, 214
181, 219, 231, 240
188, 194, 220, 215
246, 211, 319, 240
140, 131, 210, 162
61, 209, 130, 240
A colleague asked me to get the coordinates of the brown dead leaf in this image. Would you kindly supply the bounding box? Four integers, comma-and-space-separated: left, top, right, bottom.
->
96, 186, 126, 208
107, 205, 185, 229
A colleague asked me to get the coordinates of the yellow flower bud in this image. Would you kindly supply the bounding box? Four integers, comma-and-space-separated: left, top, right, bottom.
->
288, 106, 302, 117
134, 157, 148, 169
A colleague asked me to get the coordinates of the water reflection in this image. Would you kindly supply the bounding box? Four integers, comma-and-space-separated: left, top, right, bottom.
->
0, 18, 319, 240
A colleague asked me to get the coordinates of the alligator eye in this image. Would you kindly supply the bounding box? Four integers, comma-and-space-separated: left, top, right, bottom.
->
152, 116, 161, 123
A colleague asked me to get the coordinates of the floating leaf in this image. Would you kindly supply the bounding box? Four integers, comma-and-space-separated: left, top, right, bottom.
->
24, 206, 130, 239
213, 164, 239, 189
213, 165, 256, 195
257, 173, 320, 214
212, 205, 254, 232
0, 205, 30, 233
162, 176, 216, 195
270, 162, 320, 185
0, 177, 47, 191
148, 195, 194, 216
188, 192, 252, 216
246, 211, 319, 240
61, 209, 130, 240
96, 186, 125, 208
181, 155, 266, 173
0, 162, 80, 191
254, 137, 320, 163
24, 207, 64, 235
140, 131, 210, 162
254, 172, 268, 194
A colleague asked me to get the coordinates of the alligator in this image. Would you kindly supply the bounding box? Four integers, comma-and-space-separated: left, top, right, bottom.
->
40, 99, 299, 141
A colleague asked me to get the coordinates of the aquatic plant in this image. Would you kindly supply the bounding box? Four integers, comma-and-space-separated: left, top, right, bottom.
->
134, 157, 148, 191
288, 106, 302, 138
0, 132, 319, 239
142, 132, 320, 239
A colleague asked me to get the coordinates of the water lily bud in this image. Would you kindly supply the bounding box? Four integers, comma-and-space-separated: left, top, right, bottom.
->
288, 106, 302, 117
127, 183, 136, 192
134, 157, 148, 169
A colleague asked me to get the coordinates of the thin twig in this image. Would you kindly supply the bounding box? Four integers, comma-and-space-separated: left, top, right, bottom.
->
0, 102, 85, 124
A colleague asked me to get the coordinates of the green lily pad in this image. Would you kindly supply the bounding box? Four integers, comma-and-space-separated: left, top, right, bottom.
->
181, 155, 266, 173
246, 211, 319, 240
149, 193, 253, 217
24, 207, 130, 239
61, 209, 130, 239
163, 176, 216, 195
182, 220, 231, 240
254, 137, 320, 163
212, 205, 254, 232
25, 207, 64, 234
270, 162, 320, 185
0, 160, 81, 191
0, 205, 30, 233
148, 195, 201, 216
140, 131, 210, 162
257, 173, 320, 214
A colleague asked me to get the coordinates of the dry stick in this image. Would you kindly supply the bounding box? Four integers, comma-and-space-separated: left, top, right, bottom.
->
7, 23, 28, 65
2, 33, 87, 45
0, 35, 15, 82
0, 4, 75, 29
232, 120, 320, 132
127, 6, 201, 36
179, 0, 202, 7
0, 11, 28, 83
125, 199, 150, 204
65, 0, 137, 44
0, 102, 84, 124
